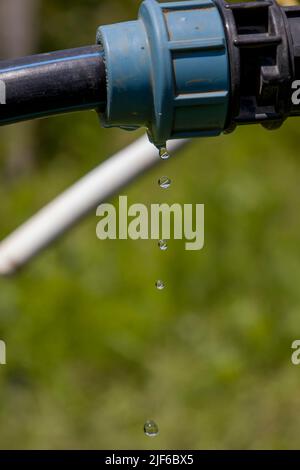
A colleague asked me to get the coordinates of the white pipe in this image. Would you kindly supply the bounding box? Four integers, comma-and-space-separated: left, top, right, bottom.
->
0, 135, 188, 276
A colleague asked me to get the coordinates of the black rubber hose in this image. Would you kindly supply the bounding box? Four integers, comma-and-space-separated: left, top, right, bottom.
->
0, 45, 107, 125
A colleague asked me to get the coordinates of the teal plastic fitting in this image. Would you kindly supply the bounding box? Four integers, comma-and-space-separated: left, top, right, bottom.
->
97, 0, 230, 147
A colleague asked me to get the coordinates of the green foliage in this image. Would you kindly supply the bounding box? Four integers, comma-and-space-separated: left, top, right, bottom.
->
0, 0, 300, 449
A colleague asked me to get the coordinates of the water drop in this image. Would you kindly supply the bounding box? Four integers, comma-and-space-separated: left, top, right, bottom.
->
159, 176, 171, 189
144, 420, 159, 437
155, 280, 165, 290
158, 240, 168, 251
159, 147, 170, 160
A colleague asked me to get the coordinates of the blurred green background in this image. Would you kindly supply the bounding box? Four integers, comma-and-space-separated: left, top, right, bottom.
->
0, 0, 300, 450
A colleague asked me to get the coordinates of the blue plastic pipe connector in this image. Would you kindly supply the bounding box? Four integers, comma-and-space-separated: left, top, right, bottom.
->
97, 0, 230, 147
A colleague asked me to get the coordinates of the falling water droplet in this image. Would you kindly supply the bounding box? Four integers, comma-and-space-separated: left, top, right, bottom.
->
159, 176, 171, 189
144, 420, 159, 437
158, 240, 168, 251
159, 147, 170, 160
155, 280, 165, 290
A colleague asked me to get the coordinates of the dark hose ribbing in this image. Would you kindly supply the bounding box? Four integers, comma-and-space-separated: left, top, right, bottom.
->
0, 45, 107, 125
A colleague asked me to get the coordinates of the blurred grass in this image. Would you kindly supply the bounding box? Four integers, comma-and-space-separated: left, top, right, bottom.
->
0, 0, 300, 450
